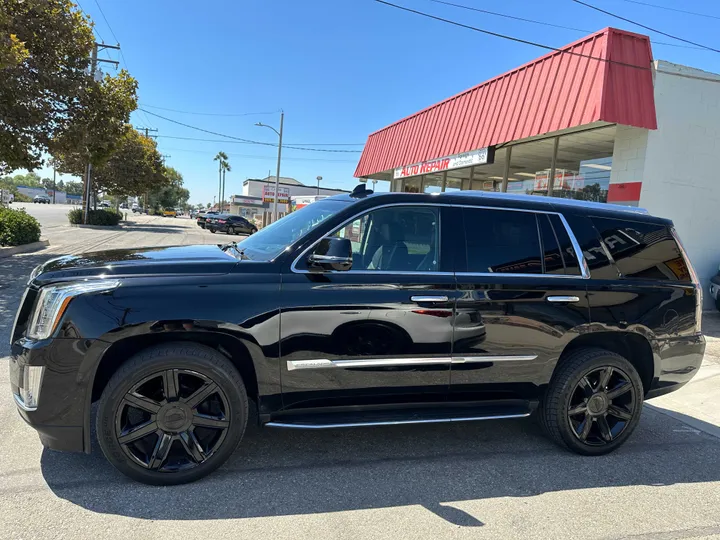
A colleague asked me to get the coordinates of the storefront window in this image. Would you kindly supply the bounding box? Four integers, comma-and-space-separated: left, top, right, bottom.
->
423, 174, 443, 193
552, 126, 615, 203
445, 176, 462, 192
403, 177, 422, 193
506, 138, 556, 195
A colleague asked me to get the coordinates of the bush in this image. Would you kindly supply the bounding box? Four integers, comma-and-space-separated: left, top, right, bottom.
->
67, 208, 122, 226
0, 207, 41, 246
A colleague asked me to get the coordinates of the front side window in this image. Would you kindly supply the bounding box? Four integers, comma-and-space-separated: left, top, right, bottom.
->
462, 208, 542, 274
331, 206, 439, 272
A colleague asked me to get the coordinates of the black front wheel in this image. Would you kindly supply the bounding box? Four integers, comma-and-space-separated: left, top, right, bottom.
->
227, 226, 235, 235
209, 228, 216, 233
97, 343, 248, 485
540, 348, 643, 455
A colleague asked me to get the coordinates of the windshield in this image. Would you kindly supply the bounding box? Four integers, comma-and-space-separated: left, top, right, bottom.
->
238, 199, 350, 260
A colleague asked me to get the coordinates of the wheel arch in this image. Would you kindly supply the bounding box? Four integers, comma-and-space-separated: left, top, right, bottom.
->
554, 331, 655, 395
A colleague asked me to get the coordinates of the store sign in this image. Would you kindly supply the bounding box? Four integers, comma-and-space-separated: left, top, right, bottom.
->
394, 147, 494, 179
262, 185, 290, 204
232, 196, 262, 206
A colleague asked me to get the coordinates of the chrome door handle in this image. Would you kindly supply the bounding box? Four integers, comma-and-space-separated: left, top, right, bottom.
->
546, 295, 580, 303
410, 295, 449, 303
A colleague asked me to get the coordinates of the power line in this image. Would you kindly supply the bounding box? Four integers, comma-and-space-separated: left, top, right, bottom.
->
75, 2, 105, 47
428, 0, 704, 49
571, 0, 720, 53
157, 135, 363, 147
139, 104, 278, 117
140, 109, 363, 152
618, 0, 720, 21
158, 147, 358, 163
374, 0, 650, 69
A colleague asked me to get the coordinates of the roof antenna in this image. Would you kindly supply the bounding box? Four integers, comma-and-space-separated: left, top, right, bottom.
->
351, 183, 373, 198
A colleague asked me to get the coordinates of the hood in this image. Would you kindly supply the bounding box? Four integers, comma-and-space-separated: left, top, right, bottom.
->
32, 244, 239, 284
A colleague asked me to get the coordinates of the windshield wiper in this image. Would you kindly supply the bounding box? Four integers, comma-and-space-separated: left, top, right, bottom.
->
220, 241, 249, 260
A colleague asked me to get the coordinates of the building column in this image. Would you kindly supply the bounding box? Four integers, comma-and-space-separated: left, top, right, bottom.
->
501, 146, 512, 192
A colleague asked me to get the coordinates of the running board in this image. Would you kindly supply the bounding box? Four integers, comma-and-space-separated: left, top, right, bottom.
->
265, 404, 532, 430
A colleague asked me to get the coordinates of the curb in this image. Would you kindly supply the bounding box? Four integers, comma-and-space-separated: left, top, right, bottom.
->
69, 224, 123, 230
0, 239, 50, 258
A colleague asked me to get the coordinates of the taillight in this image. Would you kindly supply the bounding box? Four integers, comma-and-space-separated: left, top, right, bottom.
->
218, 219, 226, 224
671, 227, 702, 333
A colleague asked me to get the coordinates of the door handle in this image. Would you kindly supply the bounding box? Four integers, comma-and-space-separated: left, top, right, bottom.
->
410, 295, 449, 303
546, 295, 580, 303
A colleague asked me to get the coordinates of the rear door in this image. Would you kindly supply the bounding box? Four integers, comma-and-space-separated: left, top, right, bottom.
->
451, 205, 591, 401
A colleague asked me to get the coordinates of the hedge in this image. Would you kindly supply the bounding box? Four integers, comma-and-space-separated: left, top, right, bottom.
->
0, 207, 42, 246
68, 208, 122, 226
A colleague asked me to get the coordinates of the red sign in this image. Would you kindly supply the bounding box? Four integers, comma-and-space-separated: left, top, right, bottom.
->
397, 158, 451, 178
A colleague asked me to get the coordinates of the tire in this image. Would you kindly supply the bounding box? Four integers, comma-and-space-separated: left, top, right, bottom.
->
227, 226, 234, 235
250, 228, 257, 235
715, 294, 720, 312
209, 228, 216, 233
96, 342, 248, 485
540, 347, 643, 456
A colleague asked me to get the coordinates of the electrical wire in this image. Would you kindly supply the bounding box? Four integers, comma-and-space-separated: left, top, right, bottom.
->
158, 147, 358, 163
428, 0, 704, 50
571, 0, 720, 53
139, 104, 278, 117
618, 0, 720, 21
157, 135, 364, 147
140, 109, 363, 152
75, 1, 105, 48
374, 0, 650, 69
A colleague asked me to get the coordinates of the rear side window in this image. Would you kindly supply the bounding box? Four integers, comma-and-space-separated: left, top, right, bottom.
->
548, 214, 581, 276
462, 208, 542, 274
538, 214, 564, 274
562, 214, 617, 279
591, 217, 688, 281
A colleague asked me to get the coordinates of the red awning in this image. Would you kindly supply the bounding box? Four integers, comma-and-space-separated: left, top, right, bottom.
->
355, 28, 657, 178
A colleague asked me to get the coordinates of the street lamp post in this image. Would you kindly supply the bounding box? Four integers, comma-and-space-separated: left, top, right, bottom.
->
316, 175, 322, 196
256, 112, 284, 223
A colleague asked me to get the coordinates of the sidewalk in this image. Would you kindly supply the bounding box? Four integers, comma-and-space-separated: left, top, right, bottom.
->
646, 312, 720, 438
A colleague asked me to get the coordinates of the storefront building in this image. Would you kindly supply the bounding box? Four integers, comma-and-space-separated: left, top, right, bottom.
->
355, 27, 720, 303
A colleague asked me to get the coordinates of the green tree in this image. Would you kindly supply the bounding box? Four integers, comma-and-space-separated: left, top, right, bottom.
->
64, 180, 84, 196
0, 0, 94, 173
147, 166, 189, 210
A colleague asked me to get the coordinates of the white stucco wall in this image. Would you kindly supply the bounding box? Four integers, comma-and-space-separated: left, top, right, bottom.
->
637, 61, 720, 303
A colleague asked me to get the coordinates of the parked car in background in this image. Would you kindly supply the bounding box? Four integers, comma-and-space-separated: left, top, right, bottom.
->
131, 203, 140, 213
196, 211, 218, 229
206, 214, 257, 235
99, 201, 111, 208
8, 186, 705, 485
709, 268, 720, 310
162, 208, 177, 217
33, 194, 51, 204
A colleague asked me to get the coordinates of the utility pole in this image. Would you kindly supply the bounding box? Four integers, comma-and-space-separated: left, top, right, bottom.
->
83, 42, 120, 223
255, 112, 284, 223
135, 126, 158, 140
52, 167, 56, 204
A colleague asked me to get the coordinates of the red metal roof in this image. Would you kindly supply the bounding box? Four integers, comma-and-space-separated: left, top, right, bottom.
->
355, 28, 657, 178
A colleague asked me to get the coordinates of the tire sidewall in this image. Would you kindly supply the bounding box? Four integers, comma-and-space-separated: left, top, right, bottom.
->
552, 353, 644, 455
97, 348, 247, 485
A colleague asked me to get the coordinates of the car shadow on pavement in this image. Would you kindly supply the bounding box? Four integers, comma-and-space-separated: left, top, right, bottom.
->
40, 406, 720, 526
121, 224, 190, 234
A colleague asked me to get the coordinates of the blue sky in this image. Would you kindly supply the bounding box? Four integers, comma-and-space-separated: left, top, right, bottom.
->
41, 0, 720, 204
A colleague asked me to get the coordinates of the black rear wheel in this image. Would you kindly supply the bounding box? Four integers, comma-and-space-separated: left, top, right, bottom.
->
97, 343, 248, 485
227, 226, 235, 235
541, 348, 643, 455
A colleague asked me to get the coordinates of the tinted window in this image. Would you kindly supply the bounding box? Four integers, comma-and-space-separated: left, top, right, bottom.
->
562, 214, 617, 279
332, 206, 439, 272
462, 208, 542, 274
591, 217, 688, 281
549, 214, 581, 276
539, 214, 564, 274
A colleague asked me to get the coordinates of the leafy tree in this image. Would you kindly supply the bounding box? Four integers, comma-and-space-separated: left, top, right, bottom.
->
91, 128, 166, 199
64, 180, 84, 196
56, 179, 65, 190
0, 0, 94, 173
147, 166, 189, 210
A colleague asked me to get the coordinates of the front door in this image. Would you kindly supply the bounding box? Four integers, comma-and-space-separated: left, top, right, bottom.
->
280, 204, 457, 411
451, 205, 591, 402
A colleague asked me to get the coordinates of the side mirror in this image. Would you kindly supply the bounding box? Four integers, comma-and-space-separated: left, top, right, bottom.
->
308, 237, 353, 272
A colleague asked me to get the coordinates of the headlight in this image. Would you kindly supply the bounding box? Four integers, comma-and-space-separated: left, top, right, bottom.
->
27, 280, 120, 340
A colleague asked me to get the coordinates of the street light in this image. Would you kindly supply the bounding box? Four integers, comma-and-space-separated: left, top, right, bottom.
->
256, 112, 284, 223
316, 176, 322, 196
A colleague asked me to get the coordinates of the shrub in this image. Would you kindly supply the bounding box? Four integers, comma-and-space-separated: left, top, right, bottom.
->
67, 208, 122, 226
0, 207, 41, 246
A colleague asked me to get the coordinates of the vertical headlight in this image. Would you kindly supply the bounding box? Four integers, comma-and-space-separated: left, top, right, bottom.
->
27, 280, 120, 340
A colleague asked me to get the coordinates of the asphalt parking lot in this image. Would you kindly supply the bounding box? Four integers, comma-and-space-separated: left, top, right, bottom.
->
1, 206, 720, 539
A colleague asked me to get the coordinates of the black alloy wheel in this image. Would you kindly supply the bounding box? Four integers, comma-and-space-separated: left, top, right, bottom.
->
541, 348, 643, 456
227, 226, 235, 235
567, 366, 635, 445
209, 228, 216, 233
114, 369, 230, 472
97, 343, 248, 485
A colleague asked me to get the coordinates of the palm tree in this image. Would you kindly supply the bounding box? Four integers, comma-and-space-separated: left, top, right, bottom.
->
213, 151, 229, 211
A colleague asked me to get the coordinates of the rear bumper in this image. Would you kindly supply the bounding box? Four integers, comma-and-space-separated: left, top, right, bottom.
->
646, 333, 705, 399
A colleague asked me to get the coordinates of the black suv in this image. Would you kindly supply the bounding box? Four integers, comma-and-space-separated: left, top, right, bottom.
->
206, 214, 257, 235
9, 186, 705, 485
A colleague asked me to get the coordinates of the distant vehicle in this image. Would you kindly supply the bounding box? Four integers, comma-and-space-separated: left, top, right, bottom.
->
162, 209, 177, 218
1, 191, 13, 204
33, 195, 51, 204
99, 201, 111, 208
175, 208, 184, 216
206, 214, 257, 235
120, 203, 128, 209
196, 211, 218, 229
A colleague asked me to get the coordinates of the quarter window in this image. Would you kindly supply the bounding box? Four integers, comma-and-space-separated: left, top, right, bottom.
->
331, 206, 439, 272
462, 208, 542, 274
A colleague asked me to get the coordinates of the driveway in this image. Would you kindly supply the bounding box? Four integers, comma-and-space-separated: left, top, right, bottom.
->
1, 220, 720, 540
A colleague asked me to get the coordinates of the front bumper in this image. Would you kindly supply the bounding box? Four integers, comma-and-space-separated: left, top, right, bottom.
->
9, 337, 107, 453
646, 333, 705, 399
